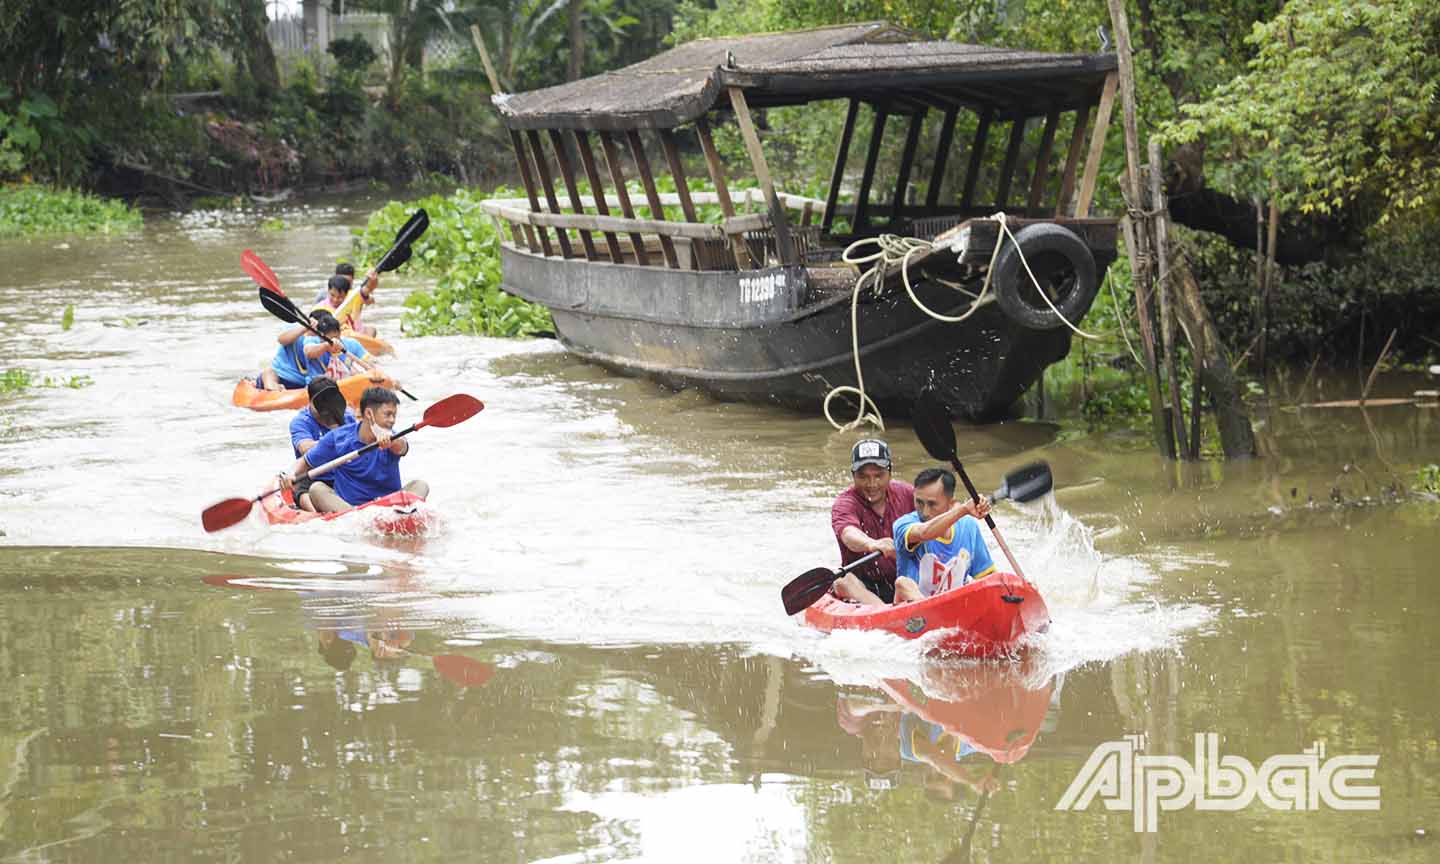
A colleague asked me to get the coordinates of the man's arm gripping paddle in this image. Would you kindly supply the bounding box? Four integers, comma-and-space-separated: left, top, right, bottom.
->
912, 388, 1040, 596
200, 393, 483, 533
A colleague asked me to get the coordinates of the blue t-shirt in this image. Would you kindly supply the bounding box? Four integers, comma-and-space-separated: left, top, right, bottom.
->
299, 335, 368, 378
289, 405, 357, 457
893, 510, 996, 596
303, 422, 403, 505
272, 335, 368, 387
899, 712, 978, 764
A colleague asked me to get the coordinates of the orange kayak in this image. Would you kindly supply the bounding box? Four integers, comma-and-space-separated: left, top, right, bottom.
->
231, 371, 396, 412
803, 576, 1049, 658
346, 330, 395, 356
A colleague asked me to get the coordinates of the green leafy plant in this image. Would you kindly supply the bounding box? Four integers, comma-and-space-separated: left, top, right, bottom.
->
0, 369, 94, 394
60, 304, 74, 331
1416, 464, 1440, 496
0, 184, 143, 237
353, 188, 553, 338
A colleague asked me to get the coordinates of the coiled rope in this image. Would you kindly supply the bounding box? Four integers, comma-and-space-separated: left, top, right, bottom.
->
822, 212, 1100, 431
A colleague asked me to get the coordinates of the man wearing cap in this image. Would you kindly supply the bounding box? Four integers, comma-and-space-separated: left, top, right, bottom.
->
284, 378, 355, 511
830, 439, 915, 605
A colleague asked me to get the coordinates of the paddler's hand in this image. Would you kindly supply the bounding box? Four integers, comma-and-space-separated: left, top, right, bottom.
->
361, 273, 378, 302
326, 339, 345, 355
866, 537, 896, 559
277, 472, 294, 494
963, 495, 991, 521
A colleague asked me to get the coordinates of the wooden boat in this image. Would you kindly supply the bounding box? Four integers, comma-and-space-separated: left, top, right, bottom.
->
482, 22, 1121, 420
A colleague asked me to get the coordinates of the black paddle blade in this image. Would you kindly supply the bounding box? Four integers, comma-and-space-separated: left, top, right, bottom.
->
782, 567, 838, 616
377, 242, 413, 273
312, 386, 348, 426
259, 286, 306, 325
377, 209, 429, 272
994, 461, 1053, 504
912, 386, 958, 463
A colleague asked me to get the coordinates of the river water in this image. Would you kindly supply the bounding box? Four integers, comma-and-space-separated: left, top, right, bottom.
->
0, 201, 1436, 862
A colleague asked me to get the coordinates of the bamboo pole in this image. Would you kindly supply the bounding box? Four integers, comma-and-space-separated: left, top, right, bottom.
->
1108, 0, 1173, 458
548, 128, 596, 260
598, 130, 650, 266
1150, 139, 1189, 459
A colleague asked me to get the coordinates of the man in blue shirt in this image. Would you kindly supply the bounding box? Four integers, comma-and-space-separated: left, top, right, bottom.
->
891, 468, 994, 603
282, 387, 429, 512
286, 378, 355, 511
258, 310, 373, 391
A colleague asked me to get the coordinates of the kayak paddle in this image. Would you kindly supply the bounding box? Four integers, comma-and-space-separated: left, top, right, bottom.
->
242, 250, 417, 401
200, 393, 483, 533
778, 461, 1052, 615
330, 209, 429, 326
781, 550, 882, 617
912, 387, 1032, 591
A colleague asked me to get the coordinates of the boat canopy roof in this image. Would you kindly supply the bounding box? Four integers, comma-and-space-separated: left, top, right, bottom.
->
493, 21, 1118, 131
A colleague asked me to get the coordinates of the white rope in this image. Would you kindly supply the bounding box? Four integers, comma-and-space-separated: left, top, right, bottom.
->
821, 213, 1102, 431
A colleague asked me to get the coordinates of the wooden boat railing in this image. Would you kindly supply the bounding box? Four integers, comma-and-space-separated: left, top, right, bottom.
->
481, 189, 830, 271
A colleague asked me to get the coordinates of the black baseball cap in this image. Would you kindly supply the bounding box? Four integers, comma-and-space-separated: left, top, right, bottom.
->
851, 439, 892, 473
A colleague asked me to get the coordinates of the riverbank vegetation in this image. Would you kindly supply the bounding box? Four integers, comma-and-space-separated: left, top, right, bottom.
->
0, 184, 142, 237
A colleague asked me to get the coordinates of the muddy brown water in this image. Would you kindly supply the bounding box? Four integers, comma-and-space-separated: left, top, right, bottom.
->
0, 201, 1436, 861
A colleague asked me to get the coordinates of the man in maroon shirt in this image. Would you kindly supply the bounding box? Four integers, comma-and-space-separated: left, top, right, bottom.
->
830, 439, 915, 605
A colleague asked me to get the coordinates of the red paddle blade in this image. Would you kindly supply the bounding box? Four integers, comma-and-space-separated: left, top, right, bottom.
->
420, 394, 485, 428
240, 250, 281, 293
201, 498, 255, 533
431, 654, 495, 688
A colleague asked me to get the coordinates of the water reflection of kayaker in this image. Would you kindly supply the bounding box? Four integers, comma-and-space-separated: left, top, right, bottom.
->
279, 387, 430, 512
286, 378, 354, 511
889, 468, 993, 604
831, 439, 914, 604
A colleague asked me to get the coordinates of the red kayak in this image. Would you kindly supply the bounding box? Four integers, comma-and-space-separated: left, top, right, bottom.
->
259, 480, 434, 537
803, 576, 1049, 658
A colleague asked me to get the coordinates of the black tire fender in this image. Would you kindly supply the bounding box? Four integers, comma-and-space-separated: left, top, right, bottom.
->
991, 223, 1099, 330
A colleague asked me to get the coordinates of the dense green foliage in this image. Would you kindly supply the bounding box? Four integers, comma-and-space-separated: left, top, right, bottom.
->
0, 184, 142, 237
352, 189, 553, 337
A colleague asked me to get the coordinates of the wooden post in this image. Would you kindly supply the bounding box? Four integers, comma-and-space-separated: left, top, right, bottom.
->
1262, 196, 1279, 375
548, 129, 596, 260
1054, 104, 1091, 217
995, 117, 1028, 208
959, 107, 993, 211
1109, 0, 1173, 458
526, 130, 573, 258
572, 130, 625, 263
889, 108, 927, 225
925, 106, 959, 211
1073, 72, 1118, 218
659, 128, 701, 269
854, 104, 889, 231
1027, 109, 1061, 214
728, 86, 796, 265
1150, 138, 1189, 458
823, 99, 860, 235
508, 130, 550, 255
625, 129, 680, 269
695, 118, 751, 269
598, 130, 650, 266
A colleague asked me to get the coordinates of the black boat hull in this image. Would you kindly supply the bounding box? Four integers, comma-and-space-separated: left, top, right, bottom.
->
499, 245, 1104, 421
